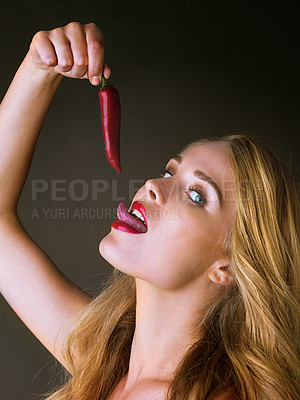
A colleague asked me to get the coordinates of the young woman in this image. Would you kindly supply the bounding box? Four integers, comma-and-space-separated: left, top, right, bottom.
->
0, 22, 299, 400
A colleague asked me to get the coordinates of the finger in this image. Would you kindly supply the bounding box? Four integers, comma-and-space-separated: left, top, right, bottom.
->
65, 22, 88, 78
84, 23, 104, 86
30, 31, 57, 68
47, 28, 73, 73
103, 63, 111, 80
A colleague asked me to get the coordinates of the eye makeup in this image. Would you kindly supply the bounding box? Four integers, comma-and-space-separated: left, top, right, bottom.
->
159, 169, 207, 206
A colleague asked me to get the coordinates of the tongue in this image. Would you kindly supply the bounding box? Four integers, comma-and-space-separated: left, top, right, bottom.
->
117, 202, 147, 233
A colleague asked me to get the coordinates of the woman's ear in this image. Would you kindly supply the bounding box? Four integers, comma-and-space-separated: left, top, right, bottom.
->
207, 262, 234, 286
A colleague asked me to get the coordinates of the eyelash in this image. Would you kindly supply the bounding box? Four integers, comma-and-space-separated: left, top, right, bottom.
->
159, 169, 207, 206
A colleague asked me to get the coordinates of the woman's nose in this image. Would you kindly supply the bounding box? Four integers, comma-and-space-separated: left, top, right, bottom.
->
144, 178, 172, 205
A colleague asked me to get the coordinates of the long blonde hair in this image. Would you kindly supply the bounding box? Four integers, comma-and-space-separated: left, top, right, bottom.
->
45, 134, 300, 400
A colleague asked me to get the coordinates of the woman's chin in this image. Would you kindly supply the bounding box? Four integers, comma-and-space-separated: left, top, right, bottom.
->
99, 232, 115, 262
99, 232, 129, 273
98, 229, 146, 279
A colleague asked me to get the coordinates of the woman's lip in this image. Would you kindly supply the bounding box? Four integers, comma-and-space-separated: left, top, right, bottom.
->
130, 201, 148, 228
112, 220, 145, 234
114, 201, 147, 233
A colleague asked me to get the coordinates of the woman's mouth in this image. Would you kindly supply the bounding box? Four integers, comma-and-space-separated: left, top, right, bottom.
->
112, 201, 148, 234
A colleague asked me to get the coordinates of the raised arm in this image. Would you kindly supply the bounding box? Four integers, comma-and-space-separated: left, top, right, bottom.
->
0, 22, 110, 371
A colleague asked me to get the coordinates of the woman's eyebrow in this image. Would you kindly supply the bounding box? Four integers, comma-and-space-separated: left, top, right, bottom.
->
170, 154, 183, 164
169, 154, 223, 207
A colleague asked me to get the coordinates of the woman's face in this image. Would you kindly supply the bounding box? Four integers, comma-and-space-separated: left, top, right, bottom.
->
99, 142, 236, 290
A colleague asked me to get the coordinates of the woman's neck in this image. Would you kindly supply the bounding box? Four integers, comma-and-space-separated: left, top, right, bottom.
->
123, 276, 215, 390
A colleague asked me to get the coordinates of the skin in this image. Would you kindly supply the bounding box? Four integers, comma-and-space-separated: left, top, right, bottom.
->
100, 142, 236, 397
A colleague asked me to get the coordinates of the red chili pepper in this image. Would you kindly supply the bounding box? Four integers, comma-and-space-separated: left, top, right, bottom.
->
98, 77, 121, 173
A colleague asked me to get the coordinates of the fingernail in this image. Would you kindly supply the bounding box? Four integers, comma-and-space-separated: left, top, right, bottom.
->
91, 76, 100, 85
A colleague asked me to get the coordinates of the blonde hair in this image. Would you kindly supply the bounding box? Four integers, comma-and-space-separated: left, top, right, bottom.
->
45, 134, 300, 400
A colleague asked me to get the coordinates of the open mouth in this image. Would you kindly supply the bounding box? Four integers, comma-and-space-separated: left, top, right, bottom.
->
115, 201, 148, 233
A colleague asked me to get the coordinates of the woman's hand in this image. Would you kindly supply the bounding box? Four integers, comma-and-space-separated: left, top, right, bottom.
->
28, 22, 111, 86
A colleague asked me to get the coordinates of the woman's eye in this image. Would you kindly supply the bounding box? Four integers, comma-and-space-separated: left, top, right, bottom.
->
159, 169, 172, 178
159, 169, 207, 206
185, 187, 207, 206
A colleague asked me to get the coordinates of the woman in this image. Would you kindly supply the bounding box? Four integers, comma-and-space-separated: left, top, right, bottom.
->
0, 22, 299, 400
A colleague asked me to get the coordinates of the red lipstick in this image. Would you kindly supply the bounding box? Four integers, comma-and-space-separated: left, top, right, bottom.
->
112, 201, 148, 234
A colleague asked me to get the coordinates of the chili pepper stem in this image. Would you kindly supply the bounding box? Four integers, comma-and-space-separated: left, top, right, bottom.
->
101, 76, 111, 89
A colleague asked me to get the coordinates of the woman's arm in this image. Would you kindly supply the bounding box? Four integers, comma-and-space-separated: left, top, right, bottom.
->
0, 22, 109, 372
0, 22, 109, 213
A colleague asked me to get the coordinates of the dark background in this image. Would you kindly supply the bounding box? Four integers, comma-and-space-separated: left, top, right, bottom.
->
0, 1, 299, 398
